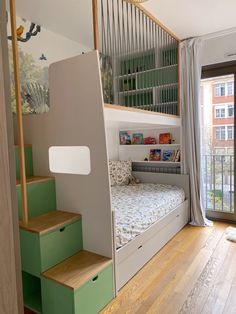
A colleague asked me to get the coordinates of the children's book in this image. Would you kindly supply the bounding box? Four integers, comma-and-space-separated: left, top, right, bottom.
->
142, 137, 157, 145
119, 131, 131, 145
159, 133, 172, 144
162, 150, 175, 161
174, 149, 181, 162
132, 133, 143, 145
149, 149, 161, 161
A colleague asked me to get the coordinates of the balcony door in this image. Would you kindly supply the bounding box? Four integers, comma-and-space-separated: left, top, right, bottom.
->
201, 62, 235, 221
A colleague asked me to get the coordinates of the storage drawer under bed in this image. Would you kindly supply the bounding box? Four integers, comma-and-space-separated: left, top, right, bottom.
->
115, 200, 189, 290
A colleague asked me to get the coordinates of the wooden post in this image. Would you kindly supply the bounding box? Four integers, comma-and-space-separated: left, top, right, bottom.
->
92, 0, 99, 50
9, 0, 28, 224
0, 1, 24, 311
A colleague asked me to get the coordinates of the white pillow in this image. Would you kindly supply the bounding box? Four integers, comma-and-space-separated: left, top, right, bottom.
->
109, 160, 132, 186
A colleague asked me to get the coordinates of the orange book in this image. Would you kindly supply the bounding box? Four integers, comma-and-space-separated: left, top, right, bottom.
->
159, 133, 172, 144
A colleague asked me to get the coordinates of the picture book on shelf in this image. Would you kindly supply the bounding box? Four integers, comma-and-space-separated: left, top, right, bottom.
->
142, 137, 157, 145
119, 131, 131, 145
174, 149, 181, 162
149, 149, 161, 161
159, 133, 172, 144
132, 133, 143, 145
162, 150, 175, 161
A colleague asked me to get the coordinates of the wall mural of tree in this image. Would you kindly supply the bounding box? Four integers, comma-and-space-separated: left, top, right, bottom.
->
8, 14, 87, 115
8, 43, 49, 114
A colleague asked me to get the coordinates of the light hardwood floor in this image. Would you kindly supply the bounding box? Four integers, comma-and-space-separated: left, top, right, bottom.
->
102, 222, 236, 314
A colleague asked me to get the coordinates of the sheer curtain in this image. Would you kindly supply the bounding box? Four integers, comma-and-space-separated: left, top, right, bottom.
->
180, 38, 212, 226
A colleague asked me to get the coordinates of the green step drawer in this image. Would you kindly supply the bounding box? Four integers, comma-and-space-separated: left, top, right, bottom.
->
42, 263, 113, 314
74, 264, 113, 314
20, 219, 83, 277
41, 251, 114, 314
17, 178, 56, 220
15, 145, 34, 180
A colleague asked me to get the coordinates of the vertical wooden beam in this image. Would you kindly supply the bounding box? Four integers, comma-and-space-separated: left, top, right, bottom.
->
92, 0, 99, 50
0, 1, 24, 312
9, 0, 28, 224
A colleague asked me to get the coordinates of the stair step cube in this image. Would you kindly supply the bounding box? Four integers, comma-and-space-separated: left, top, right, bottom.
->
15, 145, 34, 179
20, 211, 83, 277
17, 177, 56, 219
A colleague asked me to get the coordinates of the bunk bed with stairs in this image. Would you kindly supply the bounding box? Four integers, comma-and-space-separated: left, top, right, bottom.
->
9, 0, 190, 313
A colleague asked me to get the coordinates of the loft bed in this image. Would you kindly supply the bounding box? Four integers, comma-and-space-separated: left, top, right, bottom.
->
23, 51, 189, 294
96, 0, 181, 118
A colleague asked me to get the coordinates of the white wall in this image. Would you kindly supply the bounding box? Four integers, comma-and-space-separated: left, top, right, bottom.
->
8, 16, 90, 69
202, 32, 236, 66
105, 122, 120, 161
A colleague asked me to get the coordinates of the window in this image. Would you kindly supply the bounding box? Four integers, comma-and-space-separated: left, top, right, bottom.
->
214, 83, 225, 97
228, 104, 234, 117
215, 107, 225, 118
214, 82, 234, 97
227, 126, 234, 140
215, 126, 226, 140
227, 82, 234, 96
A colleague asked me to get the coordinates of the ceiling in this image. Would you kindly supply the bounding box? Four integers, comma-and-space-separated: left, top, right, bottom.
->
143, 0, 236, 39
14, 0, 236, 46
14, 0, 94, 48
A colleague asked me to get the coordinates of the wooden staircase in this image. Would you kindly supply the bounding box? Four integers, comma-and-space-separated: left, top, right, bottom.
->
16, 145, 113, 314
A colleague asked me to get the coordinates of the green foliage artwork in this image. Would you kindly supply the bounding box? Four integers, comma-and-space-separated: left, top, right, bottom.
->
8, 44, 49, 114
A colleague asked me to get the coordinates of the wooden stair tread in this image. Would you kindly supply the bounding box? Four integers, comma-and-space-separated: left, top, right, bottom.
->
42, 250, 112, 290
19, 210, 81, 235
16, 176, 54, 186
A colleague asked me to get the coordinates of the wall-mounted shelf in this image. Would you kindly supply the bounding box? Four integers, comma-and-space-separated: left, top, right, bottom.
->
117, 127, 181, 171
119, 144, 180, 148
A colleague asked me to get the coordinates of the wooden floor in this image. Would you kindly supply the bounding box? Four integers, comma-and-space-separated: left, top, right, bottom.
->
102, 222, 236, 314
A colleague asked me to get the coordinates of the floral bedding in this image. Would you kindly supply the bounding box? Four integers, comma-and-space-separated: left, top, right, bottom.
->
111, 183, 185, 249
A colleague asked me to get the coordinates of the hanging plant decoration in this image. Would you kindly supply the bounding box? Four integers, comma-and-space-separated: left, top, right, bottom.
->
8, 22, 41, 43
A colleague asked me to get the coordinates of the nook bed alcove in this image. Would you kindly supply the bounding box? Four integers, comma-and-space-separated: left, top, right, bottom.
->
111, 171, 189, 290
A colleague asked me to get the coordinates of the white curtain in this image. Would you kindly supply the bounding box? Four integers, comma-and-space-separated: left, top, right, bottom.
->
180, 38, 212, 226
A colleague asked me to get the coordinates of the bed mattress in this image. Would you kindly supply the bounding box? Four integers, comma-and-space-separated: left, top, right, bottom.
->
111, 183, 185, 249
